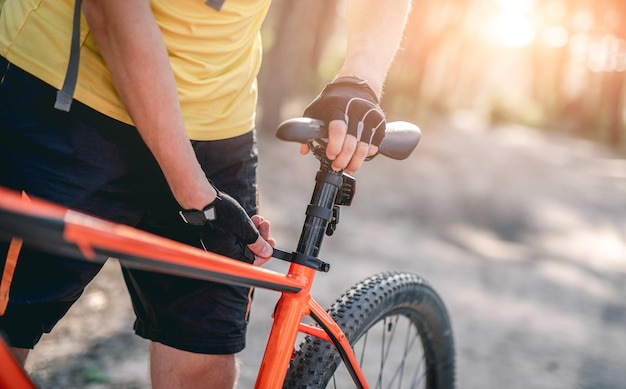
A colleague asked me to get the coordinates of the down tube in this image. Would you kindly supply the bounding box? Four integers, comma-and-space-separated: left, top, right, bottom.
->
254, 291, 369, 388
0, 339, 36, 389
308, 298, 370, 389
254, 286, 312, 388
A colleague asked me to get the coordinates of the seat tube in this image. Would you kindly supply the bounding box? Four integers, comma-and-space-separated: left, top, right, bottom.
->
254, 272, 313, 389
255, 167, 342, 388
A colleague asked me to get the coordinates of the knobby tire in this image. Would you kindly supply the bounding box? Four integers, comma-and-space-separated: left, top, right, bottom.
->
283, 272, 455, 389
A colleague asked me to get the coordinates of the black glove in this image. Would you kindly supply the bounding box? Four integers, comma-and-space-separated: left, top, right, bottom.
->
200, 225, 255, 264
303, 76, 386, 147
179, 182, 259, 245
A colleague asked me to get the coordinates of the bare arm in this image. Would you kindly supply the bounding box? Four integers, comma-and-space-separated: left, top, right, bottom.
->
324, 0, 412, 173
82, 0, 215, 210
82, 0, 273, 259
338, 0, 412, 96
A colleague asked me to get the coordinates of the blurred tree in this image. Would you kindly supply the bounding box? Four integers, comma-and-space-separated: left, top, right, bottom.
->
384, 0, 473, 117
595, 0, 626, 145
258, 0, 339, 132
257, 0, 626, 149
558, 0, 626, 146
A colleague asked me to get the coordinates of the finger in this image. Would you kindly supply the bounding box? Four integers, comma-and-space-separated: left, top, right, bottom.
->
251, 214, 265, 228
331, 133, 357, 172
252, 235, 276, 266
326, 119, 347, 161
253, 256, 272, 267
251, 215, 273, 243
299, 144, 310, 155
344, 141, 370, 174
367, 144, 379, 157
247, 235, 273, 260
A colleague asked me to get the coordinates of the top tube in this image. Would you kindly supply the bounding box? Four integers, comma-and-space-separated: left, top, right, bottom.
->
0, 187, 304, 293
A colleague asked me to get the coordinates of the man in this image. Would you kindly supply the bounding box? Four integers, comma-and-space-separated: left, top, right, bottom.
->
0, 0, 411, 387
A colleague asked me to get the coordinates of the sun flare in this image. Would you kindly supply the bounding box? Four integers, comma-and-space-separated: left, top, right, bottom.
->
490, 0, 536, 47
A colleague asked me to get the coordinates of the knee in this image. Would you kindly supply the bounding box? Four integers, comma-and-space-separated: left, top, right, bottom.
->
11, 348, 30, 366
150, 342, 239, 389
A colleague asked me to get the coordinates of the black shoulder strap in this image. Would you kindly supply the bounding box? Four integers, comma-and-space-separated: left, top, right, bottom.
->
205, 0, 225, 11
54, 0, 225, 112
54, 0, 82, 112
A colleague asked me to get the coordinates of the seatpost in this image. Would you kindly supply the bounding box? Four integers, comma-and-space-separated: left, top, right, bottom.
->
297, 168, 343, 257
295, 161, 342, 259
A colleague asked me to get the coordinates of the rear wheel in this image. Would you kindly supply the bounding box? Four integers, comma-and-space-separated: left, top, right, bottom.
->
283, 272, 455, 389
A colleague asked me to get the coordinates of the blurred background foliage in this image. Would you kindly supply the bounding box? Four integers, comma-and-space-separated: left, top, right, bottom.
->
258, 0, 626, 151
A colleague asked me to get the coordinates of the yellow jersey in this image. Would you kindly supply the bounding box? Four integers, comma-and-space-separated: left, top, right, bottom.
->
0, 0, 270, 140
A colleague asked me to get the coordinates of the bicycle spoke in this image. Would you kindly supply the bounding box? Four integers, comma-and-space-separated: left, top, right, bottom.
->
285, 273, 455, 389
387, 317, 413, 388
390, 319, 421, 387
396, 319, 413, 388
333, 313, 426, 389
359, 331, 369, 366
376, 317, 387, 388
411, 353, 428, 388
375, 315, 398, 388
405, 322, 422, 387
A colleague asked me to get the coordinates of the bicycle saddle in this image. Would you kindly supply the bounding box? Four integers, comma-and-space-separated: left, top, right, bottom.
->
276, 117, 421, 160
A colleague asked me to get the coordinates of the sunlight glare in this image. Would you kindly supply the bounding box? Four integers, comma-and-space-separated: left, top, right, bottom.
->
495, 0, 535, 14
493, 14, 535, 47
490, 0, 537, 47
540, 26, 569, 48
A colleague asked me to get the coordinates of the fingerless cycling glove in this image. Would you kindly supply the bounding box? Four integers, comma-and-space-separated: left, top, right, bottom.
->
179, 182, 259, 245
303, 76, 386, 147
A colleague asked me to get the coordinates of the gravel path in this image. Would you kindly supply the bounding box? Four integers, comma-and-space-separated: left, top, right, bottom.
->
24, 121, 626, 388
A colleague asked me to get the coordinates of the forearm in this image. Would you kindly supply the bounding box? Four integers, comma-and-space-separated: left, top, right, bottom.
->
337, 0, 412, 98
82, 0, 215, 209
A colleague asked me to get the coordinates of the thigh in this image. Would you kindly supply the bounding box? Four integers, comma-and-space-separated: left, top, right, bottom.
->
123, 131, 259, 355
126, 130, 260, 242
0, 243, 103, 348
0, 57, 161, 224
193, 130, 259, 216
0, 57, 166, 348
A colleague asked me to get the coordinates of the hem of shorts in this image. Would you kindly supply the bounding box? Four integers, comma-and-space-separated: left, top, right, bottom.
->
134, 323, 246, 355
0, 334, 39, 349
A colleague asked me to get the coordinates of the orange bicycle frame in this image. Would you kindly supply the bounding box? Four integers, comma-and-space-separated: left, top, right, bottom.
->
0, 118, 422, 388
0, 182, 368, 388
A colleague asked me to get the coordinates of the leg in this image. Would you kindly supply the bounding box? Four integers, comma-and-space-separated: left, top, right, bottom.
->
0, 243, 104, 353
150, 342, 238, 389
0, 57, 149, 358
124, 132, 259, 387
9, 347, 29, 366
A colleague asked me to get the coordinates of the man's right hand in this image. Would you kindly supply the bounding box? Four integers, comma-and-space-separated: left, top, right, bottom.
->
250, 215, 275, 266
180, 184, 274, 264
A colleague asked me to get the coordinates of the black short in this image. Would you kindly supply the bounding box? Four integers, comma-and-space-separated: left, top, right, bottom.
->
0, 57, 259, 354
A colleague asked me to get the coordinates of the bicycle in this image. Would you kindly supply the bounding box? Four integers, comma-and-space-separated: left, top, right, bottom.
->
0, 118, 455, 389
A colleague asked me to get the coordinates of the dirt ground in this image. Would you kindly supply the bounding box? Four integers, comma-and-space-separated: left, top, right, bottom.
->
23, 115, 626, 388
